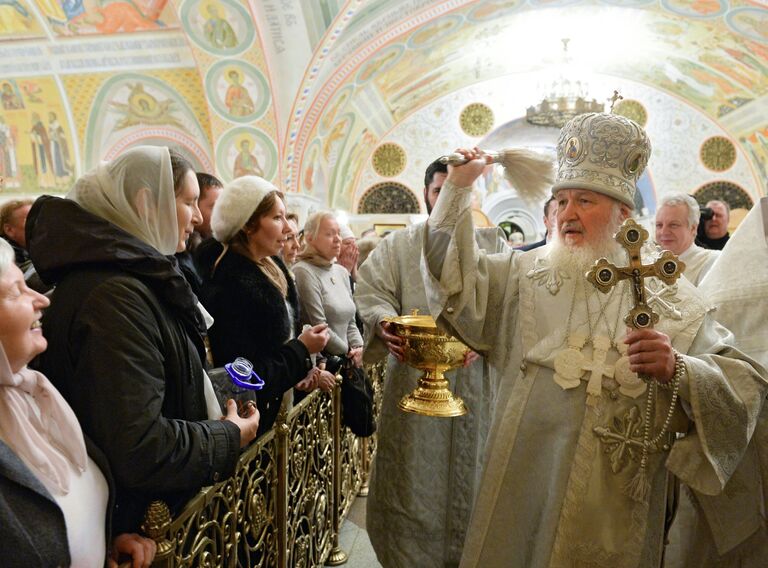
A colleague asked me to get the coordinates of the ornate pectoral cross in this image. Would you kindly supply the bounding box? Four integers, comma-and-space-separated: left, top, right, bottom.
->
586, 219, 685, 500
586, 219, 685, 333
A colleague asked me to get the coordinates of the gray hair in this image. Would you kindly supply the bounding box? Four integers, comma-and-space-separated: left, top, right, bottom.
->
0, 238, 15, 279
658, 193, 700, 227
303, 210, 338, 242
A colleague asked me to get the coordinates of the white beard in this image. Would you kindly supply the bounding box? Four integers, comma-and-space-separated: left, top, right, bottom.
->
547, 222, 625, 279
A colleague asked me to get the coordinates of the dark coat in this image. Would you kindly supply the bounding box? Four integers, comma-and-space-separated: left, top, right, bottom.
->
27, 196, 241, 534
203, 249, 312, 434
518, 238, 547, 251
0, 436, 115, 567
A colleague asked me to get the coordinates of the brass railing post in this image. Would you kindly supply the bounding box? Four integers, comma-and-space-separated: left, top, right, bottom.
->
142, 500, 173, 568
326, 375, 348, 565
276, 405, 290, 568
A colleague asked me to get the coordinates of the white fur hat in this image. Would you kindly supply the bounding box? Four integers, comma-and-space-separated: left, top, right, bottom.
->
211, 175, 277, 243
339, 224, 355, 240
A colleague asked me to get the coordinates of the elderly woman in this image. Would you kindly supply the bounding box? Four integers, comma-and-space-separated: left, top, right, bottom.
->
293, 211, 363, 367
203, 176, 333, 434
26, 146, 260, 536
0, 239, 156, 567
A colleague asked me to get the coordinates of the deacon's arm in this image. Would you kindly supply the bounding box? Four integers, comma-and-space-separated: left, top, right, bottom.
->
355, 236, 405, 363
664, 316, 768, 496
423, 147, 519, 354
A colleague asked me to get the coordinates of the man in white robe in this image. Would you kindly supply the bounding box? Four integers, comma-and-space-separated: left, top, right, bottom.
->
355, 159, 507, 567
654, 192, 718, 286
666, 198, 768, 567
419, 112, 767, 568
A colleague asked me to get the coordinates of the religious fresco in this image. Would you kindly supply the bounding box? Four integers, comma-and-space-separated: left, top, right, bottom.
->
467, 0, 525, 22
205, 60, 270, 123
33, 0, 179, 36
726, 7, 768, 44
216, 126, 277, 182
0, 76, 75, 194
661, 0, 728, 19
355, 44, 404, 85
74, 70, 213, 171
180, 0, 254, 56
0, 0, 46, 40
287, 0, 768, 202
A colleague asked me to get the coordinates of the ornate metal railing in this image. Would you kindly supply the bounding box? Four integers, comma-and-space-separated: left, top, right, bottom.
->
142, 362, 385, 568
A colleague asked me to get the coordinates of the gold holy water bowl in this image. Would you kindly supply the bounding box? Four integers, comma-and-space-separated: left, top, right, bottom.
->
384, 309, 469, 417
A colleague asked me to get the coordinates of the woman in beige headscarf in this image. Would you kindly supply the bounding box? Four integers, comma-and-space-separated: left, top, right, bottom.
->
25, 146, 261, 537
0, 238, 156, 567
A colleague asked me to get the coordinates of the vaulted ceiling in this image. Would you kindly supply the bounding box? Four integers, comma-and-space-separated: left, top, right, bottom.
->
0, 0, 765, 213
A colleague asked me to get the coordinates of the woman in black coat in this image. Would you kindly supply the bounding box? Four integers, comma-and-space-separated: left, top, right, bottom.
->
27, 146, 261, 535
0, 237, 155, 567
203, 175, 335, 434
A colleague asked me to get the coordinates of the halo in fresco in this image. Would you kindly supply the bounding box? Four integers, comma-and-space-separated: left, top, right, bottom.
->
406, 14, 463, 50
726, 8, 768, 44
217, 127, 277, 182
206, 60, 270, 123
181, 0, 255, 56
355, 45, 404, 85
468, 0, 525, 22
661, 0, 727, 19
0, 0, 46, 40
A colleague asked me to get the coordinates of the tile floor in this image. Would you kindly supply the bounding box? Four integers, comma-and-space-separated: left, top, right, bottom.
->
336, 496, 382, 567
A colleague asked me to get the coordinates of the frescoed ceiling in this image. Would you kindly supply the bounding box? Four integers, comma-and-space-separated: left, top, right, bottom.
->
0, 0, 765, 220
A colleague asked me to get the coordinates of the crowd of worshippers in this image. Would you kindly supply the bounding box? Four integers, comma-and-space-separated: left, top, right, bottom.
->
0, 149, 381, 567
1, 110, 766, 568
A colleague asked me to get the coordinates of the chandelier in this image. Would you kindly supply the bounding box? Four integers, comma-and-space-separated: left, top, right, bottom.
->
526, 39, 604, 128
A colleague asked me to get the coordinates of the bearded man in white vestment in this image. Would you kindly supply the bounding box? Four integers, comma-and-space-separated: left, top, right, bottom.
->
355, 159, 507, 567
419, 112, 767, 568
654, 192, 718, 286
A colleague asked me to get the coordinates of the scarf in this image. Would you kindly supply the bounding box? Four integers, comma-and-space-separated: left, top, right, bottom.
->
297, 243, 335, 267
0, 346, 87, 495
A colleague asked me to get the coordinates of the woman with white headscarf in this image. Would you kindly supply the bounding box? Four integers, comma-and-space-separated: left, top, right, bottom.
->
0, 238, 156, 567
26, 146, 260, 536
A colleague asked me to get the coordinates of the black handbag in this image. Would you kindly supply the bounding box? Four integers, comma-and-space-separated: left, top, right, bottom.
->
339, 357, 376, 437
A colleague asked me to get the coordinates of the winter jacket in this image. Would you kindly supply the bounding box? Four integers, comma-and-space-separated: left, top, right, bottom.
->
27, 196, 241, 534
202, 249, 313, 434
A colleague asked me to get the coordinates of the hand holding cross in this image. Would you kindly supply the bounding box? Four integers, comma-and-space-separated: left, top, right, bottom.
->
586, 219, 685, 382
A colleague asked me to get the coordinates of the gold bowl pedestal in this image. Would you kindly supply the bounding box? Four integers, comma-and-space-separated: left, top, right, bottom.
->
385, 310, 469, 417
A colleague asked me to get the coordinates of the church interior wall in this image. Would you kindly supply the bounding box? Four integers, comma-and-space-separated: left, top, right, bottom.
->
1, 0, 765, 235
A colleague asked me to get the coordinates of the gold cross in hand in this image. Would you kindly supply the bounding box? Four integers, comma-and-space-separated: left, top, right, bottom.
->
586, 219, 685, 331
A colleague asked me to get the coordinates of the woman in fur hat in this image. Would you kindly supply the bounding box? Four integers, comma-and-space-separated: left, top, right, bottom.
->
204, 176, 335, 435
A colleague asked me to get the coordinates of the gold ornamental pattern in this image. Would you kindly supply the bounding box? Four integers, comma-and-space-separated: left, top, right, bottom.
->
372, 142, 407, 177
460, 102, 494, 137
700, 136, 736, 172
140, 363, 385, 567
613, 100, 648, 127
